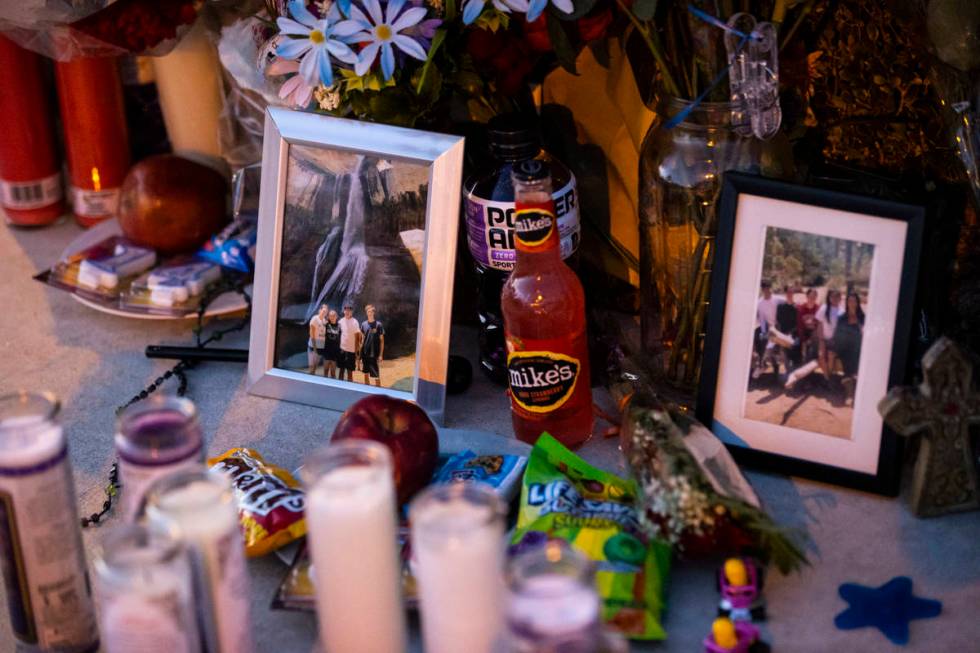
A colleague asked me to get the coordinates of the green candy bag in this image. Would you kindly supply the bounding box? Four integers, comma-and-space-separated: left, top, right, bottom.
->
511, 434, 671, 640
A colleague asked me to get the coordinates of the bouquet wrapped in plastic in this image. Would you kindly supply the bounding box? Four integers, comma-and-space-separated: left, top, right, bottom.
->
0, 0, 201, 59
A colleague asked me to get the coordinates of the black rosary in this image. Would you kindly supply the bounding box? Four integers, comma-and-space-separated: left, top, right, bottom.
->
80, 276, 252, 527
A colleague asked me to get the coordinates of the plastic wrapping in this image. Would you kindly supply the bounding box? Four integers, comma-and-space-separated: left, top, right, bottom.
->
0, 0, 200, 60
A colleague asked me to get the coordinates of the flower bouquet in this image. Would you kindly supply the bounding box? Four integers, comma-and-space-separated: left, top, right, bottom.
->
245, 0, 613, 127
618, 386, 808, 574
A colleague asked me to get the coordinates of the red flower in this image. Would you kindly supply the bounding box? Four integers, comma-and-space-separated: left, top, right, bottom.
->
523, 15, 552, 52
577, 6, 612, 42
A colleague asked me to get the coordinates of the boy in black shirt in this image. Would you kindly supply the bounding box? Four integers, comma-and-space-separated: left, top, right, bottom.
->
358, 304, 385, 387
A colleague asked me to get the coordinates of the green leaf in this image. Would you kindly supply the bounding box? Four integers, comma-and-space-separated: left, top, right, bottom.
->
589, 37, 610, 68
546, 12, 578, 74
475, 8, 509, 31
562, 0, 598, 20
415, 28, 447, 95
632, 0, 657, 21
445, 0, 457, 21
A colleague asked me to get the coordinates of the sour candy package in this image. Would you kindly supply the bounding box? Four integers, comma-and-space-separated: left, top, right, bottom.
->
209, 448, 306, 557
510, 434, 671, 640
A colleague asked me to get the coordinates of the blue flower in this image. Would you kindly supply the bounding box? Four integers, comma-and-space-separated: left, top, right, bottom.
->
276, 0, 361, 87
348, 0, 430, 80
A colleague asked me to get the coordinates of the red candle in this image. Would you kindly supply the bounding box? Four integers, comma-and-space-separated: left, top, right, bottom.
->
55, 56, 131, 227
0, 35, 65, 226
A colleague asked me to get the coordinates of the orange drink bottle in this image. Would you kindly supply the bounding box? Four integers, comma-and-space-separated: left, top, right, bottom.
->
502, 160, 593, 447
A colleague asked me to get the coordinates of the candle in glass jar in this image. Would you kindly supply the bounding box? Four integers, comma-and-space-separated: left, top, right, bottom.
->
0, 35, 64, 226
0, 392, 98, 652
410, 481, 506, 653
54, 55, 130, 227
145, 470, 254, 653
93, 524, 201, 653
505, 541, 607, 652
301, 440, 406, 653
115, 395, 204, 522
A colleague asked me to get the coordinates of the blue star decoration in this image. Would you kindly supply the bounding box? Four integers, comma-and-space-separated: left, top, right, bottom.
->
834, 576, 942, 645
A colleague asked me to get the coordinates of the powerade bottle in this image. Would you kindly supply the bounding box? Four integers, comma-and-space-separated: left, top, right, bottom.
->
463, 114, 579, 385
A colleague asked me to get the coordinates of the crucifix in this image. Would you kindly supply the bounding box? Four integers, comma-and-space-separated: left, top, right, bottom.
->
878, 337, 980, 517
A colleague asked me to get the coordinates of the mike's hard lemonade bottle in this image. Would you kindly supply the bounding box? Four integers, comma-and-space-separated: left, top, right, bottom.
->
501, 160, 593, 448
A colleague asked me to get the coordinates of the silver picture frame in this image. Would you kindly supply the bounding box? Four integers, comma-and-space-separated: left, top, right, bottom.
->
247, 107, 464, 423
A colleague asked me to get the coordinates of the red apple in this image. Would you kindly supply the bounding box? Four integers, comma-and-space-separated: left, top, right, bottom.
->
331, 396, 439, 504
117, 154, 229, 255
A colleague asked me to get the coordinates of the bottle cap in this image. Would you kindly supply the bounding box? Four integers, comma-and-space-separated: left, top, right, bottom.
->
512, 159, 550, 183
488, 113, 540, 162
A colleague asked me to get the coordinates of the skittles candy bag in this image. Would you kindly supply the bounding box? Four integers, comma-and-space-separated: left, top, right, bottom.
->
510, 434, 671, 640
209, 448, 306, 557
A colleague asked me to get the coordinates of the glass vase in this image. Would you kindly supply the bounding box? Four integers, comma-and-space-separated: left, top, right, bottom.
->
639, 97, 788, 401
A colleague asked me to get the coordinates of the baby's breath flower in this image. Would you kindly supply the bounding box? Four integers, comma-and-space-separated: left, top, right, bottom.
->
314, 84, 341, 111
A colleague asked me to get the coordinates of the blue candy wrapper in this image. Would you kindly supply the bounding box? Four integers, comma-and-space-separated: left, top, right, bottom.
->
433, 450, 527, 502
197, 221, 256, 273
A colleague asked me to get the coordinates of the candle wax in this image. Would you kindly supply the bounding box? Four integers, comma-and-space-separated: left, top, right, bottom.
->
306, 465, 406, 653
413, 500, 505, 653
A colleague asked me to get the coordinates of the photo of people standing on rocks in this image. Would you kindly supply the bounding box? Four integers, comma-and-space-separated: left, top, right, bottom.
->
274, 144, 428, 392
742, 226, 874, 439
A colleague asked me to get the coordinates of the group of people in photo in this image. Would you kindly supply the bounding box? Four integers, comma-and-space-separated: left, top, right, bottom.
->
308, 302, 385, 386
752, 280, 865, 403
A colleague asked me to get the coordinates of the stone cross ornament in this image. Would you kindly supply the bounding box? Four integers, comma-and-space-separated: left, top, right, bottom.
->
878, 337, 980, 517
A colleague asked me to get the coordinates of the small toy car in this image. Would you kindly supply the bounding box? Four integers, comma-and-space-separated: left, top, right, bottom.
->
703, 617, 770, 653
717, 557, 766, 621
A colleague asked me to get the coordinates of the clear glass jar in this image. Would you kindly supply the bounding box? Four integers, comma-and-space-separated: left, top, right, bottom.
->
639, 97, 789, 402
300, 440, 406, 653
410, 481, 506, 653
115, 395, 204, 522
92, 524, 201, 653
505, 540, 627, 653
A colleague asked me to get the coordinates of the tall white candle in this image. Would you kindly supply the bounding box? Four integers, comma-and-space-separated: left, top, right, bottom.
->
410, 482, 506, 653
302, 440, 406, 653
152, 18, 224, 170
145, 470, 254, 653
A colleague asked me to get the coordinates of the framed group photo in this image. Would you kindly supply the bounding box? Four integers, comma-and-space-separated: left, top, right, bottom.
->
697, 173, 924, 494
248, 107, 464, 423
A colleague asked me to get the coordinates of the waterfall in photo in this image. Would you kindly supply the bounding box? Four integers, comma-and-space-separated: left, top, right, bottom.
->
307, 155, 370, 321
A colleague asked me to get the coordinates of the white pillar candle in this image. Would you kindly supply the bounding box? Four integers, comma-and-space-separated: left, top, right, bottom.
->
145, 469, 254, 653
302, 440, 406, 653
152, 18, 224, 171
410, 481, 506, 653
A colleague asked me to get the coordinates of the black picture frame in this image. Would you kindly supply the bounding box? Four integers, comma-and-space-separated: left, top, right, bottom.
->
696, 172, 924, 495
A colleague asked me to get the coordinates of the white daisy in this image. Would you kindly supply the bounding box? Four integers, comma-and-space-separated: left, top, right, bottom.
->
276, 0, 361, 87
348, 0, 430, 80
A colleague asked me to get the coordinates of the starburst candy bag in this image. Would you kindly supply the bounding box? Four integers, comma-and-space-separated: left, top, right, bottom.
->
510, 434, 671, 640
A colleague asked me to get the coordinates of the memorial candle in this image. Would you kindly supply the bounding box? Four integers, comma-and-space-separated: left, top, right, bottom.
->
505, 541, 627, 653
145, 469, 255, 653
152, 18, 224, 170
93, 524, 201, 653
410, 481, 506, 653
301, 440, 406, 653
0, 392, 98, 652
0, 35, 64, 226
115, 395, 204, 522
54, 55, 130, 227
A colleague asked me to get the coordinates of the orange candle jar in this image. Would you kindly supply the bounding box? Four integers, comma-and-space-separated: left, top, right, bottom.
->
0, 35, 65, 226
55, 56, 130, 227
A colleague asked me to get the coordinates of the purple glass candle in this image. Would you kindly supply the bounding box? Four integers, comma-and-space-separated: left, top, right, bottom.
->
115, 395, 204, 522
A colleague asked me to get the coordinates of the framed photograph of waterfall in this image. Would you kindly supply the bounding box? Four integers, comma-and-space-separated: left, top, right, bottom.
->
248, 107, 464, 423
